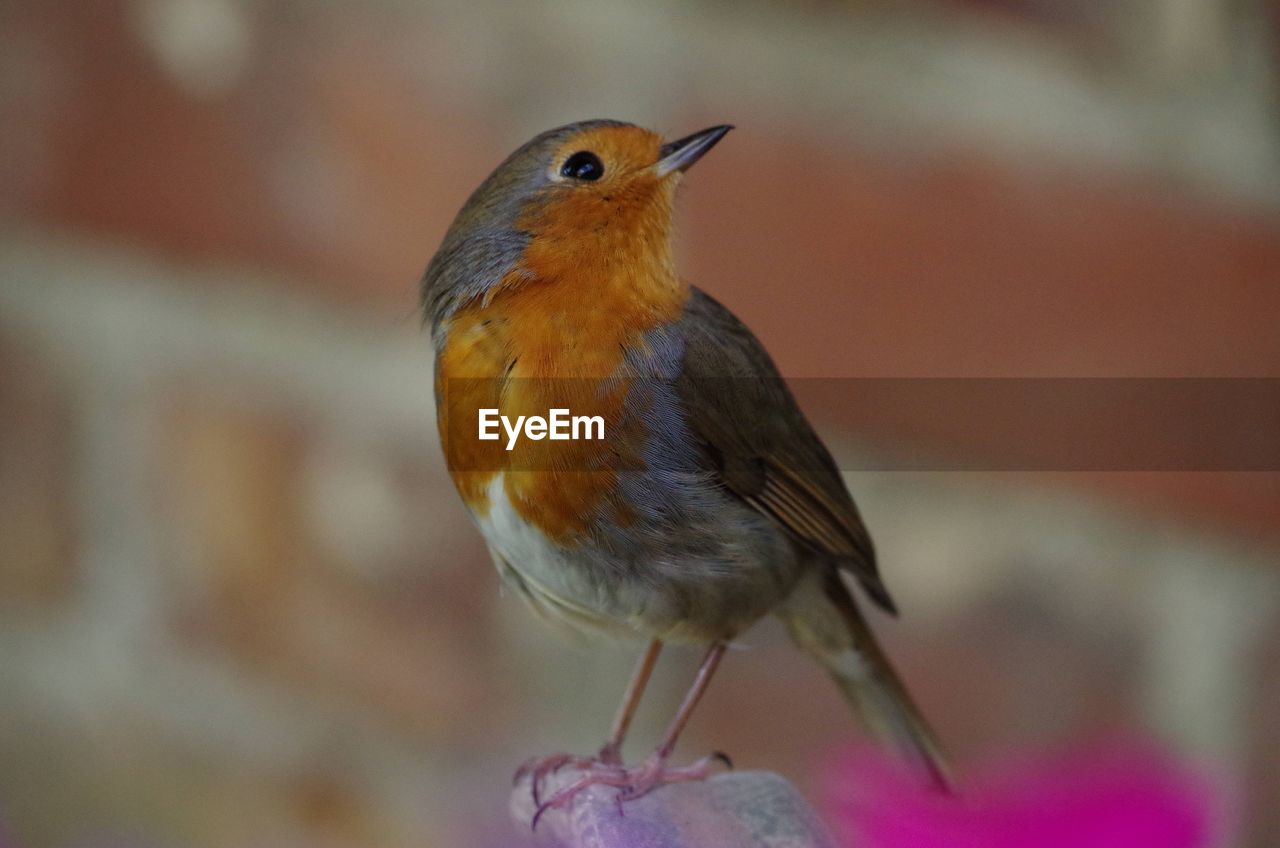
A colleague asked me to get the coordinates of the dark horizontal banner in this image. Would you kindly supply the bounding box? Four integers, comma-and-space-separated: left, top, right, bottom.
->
437, 378, 1280, 472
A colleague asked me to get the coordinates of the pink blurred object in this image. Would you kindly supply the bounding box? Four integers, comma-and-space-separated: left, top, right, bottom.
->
822, 740, 1228, 848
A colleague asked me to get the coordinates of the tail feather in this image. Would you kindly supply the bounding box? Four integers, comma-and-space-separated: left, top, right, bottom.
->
780, 569, 954, 794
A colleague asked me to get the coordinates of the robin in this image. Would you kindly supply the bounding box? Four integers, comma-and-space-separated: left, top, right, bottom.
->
422, 120, 952, 820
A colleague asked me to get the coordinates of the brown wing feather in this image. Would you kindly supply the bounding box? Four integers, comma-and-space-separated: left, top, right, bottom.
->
674, 288, 897, 614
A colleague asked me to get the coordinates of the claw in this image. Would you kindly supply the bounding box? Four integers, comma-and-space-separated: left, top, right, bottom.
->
531, 767, 631, 831
614, 751, 733, 803
528, 748, 734, 829
515, 752, 600, 807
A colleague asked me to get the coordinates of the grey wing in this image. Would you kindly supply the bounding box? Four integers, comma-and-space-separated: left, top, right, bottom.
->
672, 287, 897, 614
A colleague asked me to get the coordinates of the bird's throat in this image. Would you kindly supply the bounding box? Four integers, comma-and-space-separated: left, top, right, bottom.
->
435, 245, 688, 540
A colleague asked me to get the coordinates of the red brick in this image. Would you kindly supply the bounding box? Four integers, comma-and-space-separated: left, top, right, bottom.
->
16, 1, 495, 315
683, 134, 1280, 379
157, 387, 502, 744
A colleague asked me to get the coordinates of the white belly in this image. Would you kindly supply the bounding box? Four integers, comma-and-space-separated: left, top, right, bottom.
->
470, 474, 799, 642
473, 474, 628, 635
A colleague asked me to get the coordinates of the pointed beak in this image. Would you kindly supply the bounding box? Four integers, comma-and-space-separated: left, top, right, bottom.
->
655, 124, 734, 177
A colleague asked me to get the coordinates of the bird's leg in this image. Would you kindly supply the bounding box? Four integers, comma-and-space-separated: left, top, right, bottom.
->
532, 642, 732, 826
597, 638, 663, 764
515, 640, 663, 802
648, 641, 724, 761
614, 640, 730, 801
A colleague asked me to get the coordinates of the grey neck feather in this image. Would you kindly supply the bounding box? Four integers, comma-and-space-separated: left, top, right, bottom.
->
419, 119, 632, 337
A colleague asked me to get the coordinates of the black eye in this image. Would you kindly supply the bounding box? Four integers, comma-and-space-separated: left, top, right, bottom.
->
560, 151, 604, 181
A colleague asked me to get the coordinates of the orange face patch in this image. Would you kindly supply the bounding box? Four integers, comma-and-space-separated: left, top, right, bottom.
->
547, 125, 666, 191
519, 125, 676, 289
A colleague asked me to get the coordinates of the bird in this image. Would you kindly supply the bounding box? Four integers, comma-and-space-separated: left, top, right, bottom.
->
421, 119, 952, 820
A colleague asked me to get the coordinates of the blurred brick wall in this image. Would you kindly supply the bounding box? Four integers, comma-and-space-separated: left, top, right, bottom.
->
1, 1, 1278, 846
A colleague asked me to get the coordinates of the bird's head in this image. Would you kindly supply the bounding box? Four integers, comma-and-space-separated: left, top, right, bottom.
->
422, 120, 731, 329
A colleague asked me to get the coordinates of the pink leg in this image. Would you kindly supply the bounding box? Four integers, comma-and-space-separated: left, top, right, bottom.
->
533, 642, 732, 826
649, 641, 725, 762
599, 639, 663, 763
515, 640, 663, 803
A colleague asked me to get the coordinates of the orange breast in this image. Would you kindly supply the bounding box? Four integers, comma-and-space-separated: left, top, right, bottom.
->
436, 246, 689, 542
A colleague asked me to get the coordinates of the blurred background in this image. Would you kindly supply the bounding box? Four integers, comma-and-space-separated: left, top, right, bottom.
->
2, 1, 1279, 846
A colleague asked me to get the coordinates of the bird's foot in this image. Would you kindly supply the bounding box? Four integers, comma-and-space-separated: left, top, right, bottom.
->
514, 744, 624, 806
531, 749, 732, 829
612, 749, 733, 803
